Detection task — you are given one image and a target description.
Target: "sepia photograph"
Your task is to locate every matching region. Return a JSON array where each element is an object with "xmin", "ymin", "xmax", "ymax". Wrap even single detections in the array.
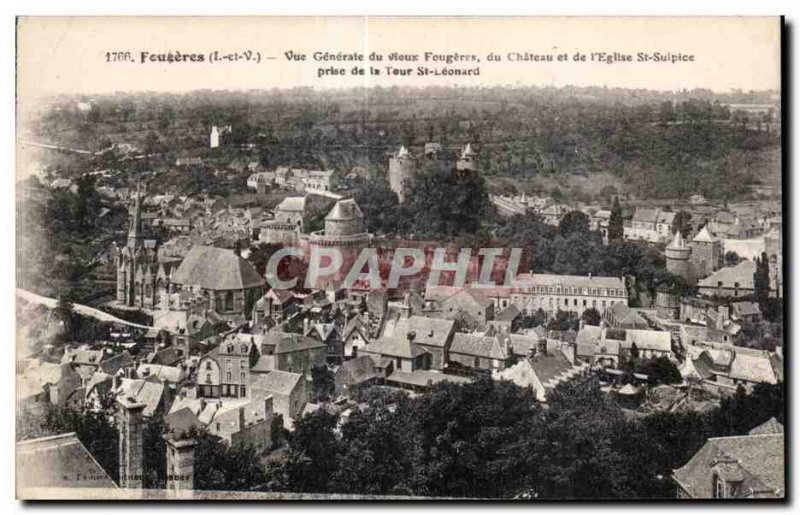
[{"xmin": 13, "ymin": 15, "xmax": 785, "ymax": 501}]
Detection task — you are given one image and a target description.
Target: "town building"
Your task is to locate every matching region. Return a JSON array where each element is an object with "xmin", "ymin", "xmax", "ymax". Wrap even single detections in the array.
[
  {"xmin": 672, "ymin": 419, "xmax": 784, "ymax": 498},
  {"xmin": 259, "ymin": 196, "xmax": 307, "ymax": 245},
  {"xmin": 509, "ymin": 273, "xmax": 628, "ymax": 318},
  {"xmin": 623, "ymin": 207, "xmax": 676, "ymax": 243}
]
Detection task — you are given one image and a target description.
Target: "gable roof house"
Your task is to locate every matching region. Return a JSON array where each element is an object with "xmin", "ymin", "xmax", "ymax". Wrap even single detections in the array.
[
  {"xmin": 439, "ymin": 289, "xmax": 495, "ymax": 329},
  {"xmin": 251, "ymin": 370, "xmax": 309, "ymax": 421},
  {"xmin": 672, "ymin": 421, "xmax": 784, "ymax": 498},
  {"xmin": 448, "ymin": 333, "xmax": 511, "ymax": 372},
  {"xmin": 493, "ymin": 346, "xmax": 589, "ymax": 402}
]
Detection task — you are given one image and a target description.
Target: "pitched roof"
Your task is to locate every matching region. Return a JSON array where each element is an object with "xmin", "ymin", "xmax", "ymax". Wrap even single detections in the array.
[
  {"xmin": 336, "ymin": 355, "xmax": 380, "ymax": 385},
  {"xmin": 395, "ymin": 315, "xmax": 454, "ymax": 348},
  {"xmin": 450, "ymin": 333, "xmax": 508, "ymax": 360},
  {"xmin": 116, "ymin": 378, "xmax": 165, "ymax": 417},
  {"xmin": 362, "ymin": 334, "xmax": 427, "ymax": 359},
  {"xmin": 98, "ymin": 351, "xmax": 134, "ymax": 374},
  {"xmin": 622, "ymin": 329, "xmax": 672, "ymax": 353},
  {"xmin": 171, "ymin": 245, "xmax": 265, "ymax": 290},
  {"xmin": 672, "ymin": 433, "xmax": 784, "ymax": 498},
  {"xmin": 251, "ymin": 370, "xmax": 303, "ymax": 396},
  {"xmin": 632, "ymin": 207, "xmax": 660, "ymax": 223},
  {"xmin": 692, "ymin": 226, "xmax": 718, "ymax": 243},
  {"xmin": 17, "ymin": 433, "xmax": 117, "ymax": 490},
  {"xmin": 251, "ymin": 355, "xmax": 276, "ymax": 373},
  {"xmin": 697, "ymin": 261, "xmax": 757, "ymax": 290},
  {"xmin": 274, "ymin": 333, "xmax": 327, "ymax": 354},
  {"xmin": 275, "ymin": 196, "xmax": 306, "ymax": 212},
  {"xmin": 729, "ymin": 353, "xmax": 778, "ymax": 384},
  {"xmin": 749, "ymin": 417, "xmax": 784, "ymax": 436},
  {"xmin": 386, "ymin": 370, "xmax": 472, "ymax": 388}
]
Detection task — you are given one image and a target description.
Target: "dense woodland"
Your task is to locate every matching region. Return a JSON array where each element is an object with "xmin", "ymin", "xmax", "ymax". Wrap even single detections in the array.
[{"xmin": 28, "ymin": 86, "xmax": 780, "ymax": 203}]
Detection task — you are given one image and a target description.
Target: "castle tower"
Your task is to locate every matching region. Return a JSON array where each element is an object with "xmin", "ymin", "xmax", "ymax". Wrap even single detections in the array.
[
  {"xmin": 118, "ymin": 396, "xmax": 146, "ymax": 489},
  {"xmin": 456, "ymin": 143, "xmax": 477, "ymax": 171},
  {"xmin": 210, "ymin": 126, "xmax": 220, "ymax": 148},
  {"xmin": 655, "ymin": 286, "xmax": 680, "ymax": 320},
  {"xmin": 689, "ymin": 227, "xmax": 721, "ymax": 279},
  {"xmin": 166, "ymin": 437, "xmax": 196, "ymax": 491},
  {"xmin": 665, "ymin": 230, "xmax": 693, "ymax": 283},
  {"xmin": 304, "ymin": 198, "xmax": 370, "ymax": 288},
  {"xmin": 324, "ymin": 198, "xmax": 365, "ymax": 237},
  {"xmin": 388, "ymin": 146, "xmax": 416, "ymax": 203}
]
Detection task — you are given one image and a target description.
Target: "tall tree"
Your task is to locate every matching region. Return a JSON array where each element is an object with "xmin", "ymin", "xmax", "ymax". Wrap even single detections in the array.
[
  {"xmin": 608, "ymin": 197, "xmax": 624, "ymax": 243},
  {"xmin": 753, "ymin": 251, "xmax": 771, "ymax": 312}
]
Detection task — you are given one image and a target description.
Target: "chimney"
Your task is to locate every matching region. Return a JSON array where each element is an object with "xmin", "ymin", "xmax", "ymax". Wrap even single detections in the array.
[
  {"xmin": 238, "ymin": 406, "xmax": 246, "ymax": 432},
  {"xmin": 165, "ymin": 437, "xmax": 195, "ymax": 492},
  {"xmin": 117, "ymin": 397, "xmax": 146, "ymax": 489},
  {"xmin": 303, "ymin": 317, "xmax": 311, "ymax": 334},
  {"xmin": 199, "ymin": 398, "xmax": 207, "ymax": 412}
]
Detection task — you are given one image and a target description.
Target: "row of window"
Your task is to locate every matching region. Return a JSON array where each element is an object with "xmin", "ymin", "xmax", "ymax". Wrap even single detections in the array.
[{"xmin": 514, "ymin": 286, "xmax": 624, "ymax": 297}]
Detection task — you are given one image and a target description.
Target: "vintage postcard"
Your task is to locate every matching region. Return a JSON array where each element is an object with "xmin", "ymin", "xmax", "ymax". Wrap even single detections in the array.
[{"xmin": 15, "ymin": 16, "xmax": 784, "ymax": 500}]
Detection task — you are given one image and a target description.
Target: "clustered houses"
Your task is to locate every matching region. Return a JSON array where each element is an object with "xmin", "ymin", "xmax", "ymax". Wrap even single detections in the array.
[
  {"xmin": 247, "ymin": 166, "xmax": 335, "ymax": 194},
  {"xmin": 18, "ymin": 145, "xmax": 785, "ymax": 496},
  {"xmin": 623, "ymin": 207, "xmax": 676, "ymax": 243}
]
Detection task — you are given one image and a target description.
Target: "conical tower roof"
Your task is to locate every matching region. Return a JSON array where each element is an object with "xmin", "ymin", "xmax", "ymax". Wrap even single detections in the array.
[
  {"xmin": 461, "ymin": 143, "xmax": 475, "ymax": 157},
  {"xmin": 668, "ymin": 230, "xmax": 686, "ymax": 249},
  {"xmin": 397, "ymin": 145, "xmax": 409, "ymax": 158},
  {"xmin": 692, "ymin": 226, "xmax": 717, "ymax": 243}
]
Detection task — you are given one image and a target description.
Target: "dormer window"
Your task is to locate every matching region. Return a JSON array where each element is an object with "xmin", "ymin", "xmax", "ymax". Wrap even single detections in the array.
[{"xmin": 713, "ymin": 473, "xmax": 726, "ymax": 499}]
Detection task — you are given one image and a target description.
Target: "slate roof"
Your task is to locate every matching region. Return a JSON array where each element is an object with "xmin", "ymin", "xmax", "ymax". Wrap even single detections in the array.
[
  {"xmin": 386, "ymin": 370, "xmax": 472, "ymax": 388},
  {"xmin": 17, "ymin": 433, "xmax": 117, "ymax": 490},
  {"xmin": 362, "ymin": 335, "xmax": 427, "ymax": 359},
  {"xmin": 275, "ymin": 196, "xmax": 306, "ymax": 213},
  {"xmin": 116, "ymin": 378, "xmax": 165, "ymax": 417},
  {"xmin": 672, "ymin": 433, "xmax": 784, "ymax": 498},
  {"xmin": 622, "ymin": 329, "xmax": 672, "ymax": 353},
  {"xmin": 732, "ymin": 302, "xmax": 761, "ymax": 317},
  {"xmin": 749, "ymin": 417, "xmax": 784, "ymax": 436},
  {"xmin": 450, "ymin": 333, "xmax": 508, "ymax": 360},
  {"xmin": 495, "ymin": 304, "xmax": 521, "ymax": 322},
  {"xmin": 325, "ymin": 199, "xmax": 364, "ymax": 221},
  {"xmin": 396, "ymin": 316, "xmax": 454, "ymax": 348},
  {"xmin": 729, "ymin": 353, "xmax": 778, "ymax": 385},
  {"xmin": 632, "ymin": 207, "xmax": 660, "ymax": 223},
  {"xmin": 137, "ymin": 363, "xmax": 185, "ymax": 383},
  {"xmin": 171, "ymin": 245, "xmax": 265, "ymax": 290},
  {"xmin": 251, "ymin": 370, "xmax": 303, "ymax": 396},
  {"xmin": 336, "ymin": 355, "xmax": 380, "ymax": 385},
  {"xmin": 692, "ymin": 226, "xmax": 719, "ymax": 243},
  {"xmin": 274, "ymin": 333, "xmax": 327, "ymax": 354},
  {"xmin": 251, "ymin": 355, "xmax": 276, "ymax": 373},
  {"xmin": 98, "ymin": 351, "xmax": 134, "ymax": 375}
]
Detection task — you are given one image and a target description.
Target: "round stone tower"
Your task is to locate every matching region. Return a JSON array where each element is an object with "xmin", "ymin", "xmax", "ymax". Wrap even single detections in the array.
[
  {"xmin": 665, "ymin": 230, "xmax": 693, "ymax": 283},
  {"xmin": 388, "ymin": 146, "xmax": 416, "ymax": 203}
]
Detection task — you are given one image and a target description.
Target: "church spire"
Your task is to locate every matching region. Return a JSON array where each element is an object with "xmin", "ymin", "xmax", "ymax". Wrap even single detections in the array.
[{"xmin": 128, "ymin": 178, "xmax": 143, "ymax": 247}]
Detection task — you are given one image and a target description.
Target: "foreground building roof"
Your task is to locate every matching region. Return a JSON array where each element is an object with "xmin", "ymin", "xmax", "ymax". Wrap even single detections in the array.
[
  {"xmin": 17, "ymin": 433, "xmax": 117, "ymax": 490},
  {"xmin": 172, "ymin": 245, "xmax": 265, "ymax": 291}
]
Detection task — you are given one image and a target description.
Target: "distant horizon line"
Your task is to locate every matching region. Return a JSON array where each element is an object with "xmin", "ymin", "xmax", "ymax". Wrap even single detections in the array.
[{"xmin": 33, "ymin": 83, "xmax": 781, "ymax": 102}]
